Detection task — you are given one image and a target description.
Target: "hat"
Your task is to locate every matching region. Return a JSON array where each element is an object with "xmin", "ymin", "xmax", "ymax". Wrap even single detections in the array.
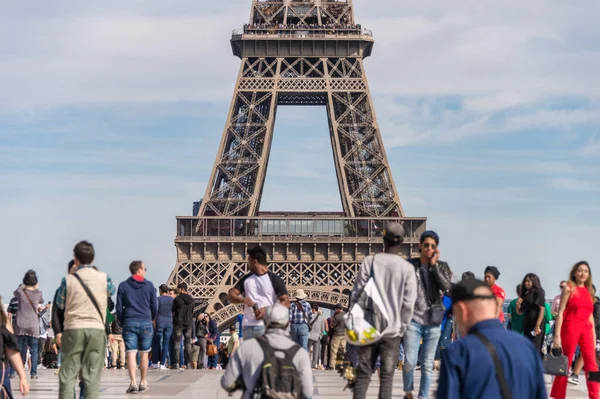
[
  {"xmin": 382, "ymin": 222, "xmax": 405, "ymax": 244},
  {"xmin": 420, "ymin": 230, "xmax": 439, "ymax": 245},
  {"xmin": 484, "ymin": 266, "xmax": 500, "ymax": 280},
  {"xmin": 265, "ymin": 303, "xmax": 290, "ymax": 329},
  {"xmin": 450, "ymin": 279, "xmax": 496, "ymax": 303},
  {"xmin": 334, "ymin": 303, "xmax": 343, "ymax": 310},
  {"xmin": 295, "ymin": 289, "xmax": 308, "ymax": 300}
]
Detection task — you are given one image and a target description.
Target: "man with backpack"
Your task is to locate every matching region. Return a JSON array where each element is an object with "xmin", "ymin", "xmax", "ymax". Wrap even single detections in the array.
[
  {"xmin": 221, "ymin": 303, "xmax": 313, "ymax": 399},
  {"xmin": 349, "ymin": 222, "xmax": 418, "ymax": 399}
]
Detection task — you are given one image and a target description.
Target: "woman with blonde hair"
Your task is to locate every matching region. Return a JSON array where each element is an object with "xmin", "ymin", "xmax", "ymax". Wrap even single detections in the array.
[{"xmin": 551, "ymin": 261, "xmax": 599, "ymax": 399}]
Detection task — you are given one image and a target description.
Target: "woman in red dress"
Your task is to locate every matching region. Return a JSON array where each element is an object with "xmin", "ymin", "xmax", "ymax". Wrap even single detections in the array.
[{"xmin": 551, "ymin": 261, "xmax": 599, "ymax": 399}]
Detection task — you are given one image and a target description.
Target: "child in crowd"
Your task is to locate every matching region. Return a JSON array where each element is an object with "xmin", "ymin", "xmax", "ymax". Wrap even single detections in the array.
[{"xmin": 1, "ymin": 296, "xmax": 29, "ymax": 399}]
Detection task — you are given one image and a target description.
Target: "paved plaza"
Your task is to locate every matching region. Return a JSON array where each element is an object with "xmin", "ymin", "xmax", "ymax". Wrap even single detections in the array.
[{"xmin": 16, "ymin": 369, "xmax": 590, "ymax": 398}]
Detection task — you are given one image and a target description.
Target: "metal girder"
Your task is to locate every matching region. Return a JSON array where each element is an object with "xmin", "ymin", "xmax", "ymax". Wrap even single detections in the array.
[{"xmin": 250, "ymin": 0, "xmax": 355, "ymax": 27}]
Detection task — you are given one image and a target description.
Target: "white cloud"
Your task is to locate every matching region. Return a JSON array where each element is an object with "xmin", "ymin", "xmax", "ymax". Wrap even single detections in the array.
[
  {"xmin": 551, "ymin": 177, "xmax": 598, "ymax": 192},
  {"xmin": 582, "ymin": 136, "xmax": 600, "ymax": 156}
]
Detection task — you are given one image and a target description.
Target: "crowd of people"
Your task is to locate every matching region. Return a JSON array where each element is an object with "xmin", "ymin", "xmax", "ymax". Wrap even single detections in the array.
[
  {"xmin": 0, "ymin": 229, "xmax": 597, "ymax": 399},
  {"xmin": 242, "ymin": 22, "xmax": 366, "ymax": 36}
]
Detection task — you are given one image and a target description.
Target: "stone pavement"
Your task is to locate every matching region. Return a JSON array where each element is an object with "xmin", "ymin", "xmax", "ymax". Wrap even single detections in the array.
[{"xmin": 15, "ymin": 369, "xmax": 590, "ymax": 398}]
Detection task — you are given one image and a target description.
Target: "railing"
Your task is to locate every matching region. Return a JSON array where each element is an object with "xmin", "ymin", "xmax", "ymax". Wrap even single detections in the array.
[
  {"xmin": 176, "ymin": 216, "xmax": 426, "ymax": 241},
  {"xmin": 232, "ymin": 27, "xmax": 373, "ymax": 38}
]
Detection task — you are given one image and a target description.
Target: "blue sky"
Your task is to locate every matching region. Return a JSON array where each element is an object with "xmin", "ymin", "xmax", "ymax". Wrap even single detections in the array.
[{"xmin": 1, "ymin": 0, "xmax": 599, "ymax": 303}]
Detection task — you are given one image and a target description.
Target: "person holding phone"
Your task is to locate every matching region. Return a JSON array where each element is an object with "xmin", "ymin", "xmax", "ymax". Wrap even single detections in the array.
[{"xmin": 516, "ymin": 274, "xmax": 546, "ymax": 355}]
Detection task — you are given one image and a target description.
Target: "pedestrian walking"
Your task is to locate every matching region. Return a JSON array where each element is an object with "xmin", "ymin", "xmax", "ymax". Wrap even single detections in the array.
[
  {"xmin": 206, "ymin": 314, "xmax": 219, "ymax": 369},
  {"xmin": 507, "ymin": 285, "xmax": 525, "ymax": 334},
  {"xmin": 171, "ymin": 283, "xmax": 195, "ymax": 369},
  {"xmin": 227, "ymin": 246, "xmax": 290, "ymax": 340},
  {"xmin": 194, "ymin": 314, "xmax": 208, "ymax": 369},
  {"xmin": 518, "ymin": 273, "xmax": 546, "ymax": 355},
  {"xmin": 13, "ymin": 270, "xmax": 44, "ymax": 379},
  {"xmin": 116, "ymin": 260, "xmax": 158, "ymax": 394},
  {"xmin": 437, "ymin": 279, "xmax": 547, "ymax": 399},
  {"xmin": 1, "ymin": 296, "xmax": 29, "ymax": 399},
  {"xmin": 329, "ymin": 304, "xmax": 346, "ymax": 370},
  {"xmin": 551, "ymin": 261, "xmax": 599, "ymax": 399},
  {"xmin": 484, "ymin": 266, "xmax": 506, "ymax": 324},
  {"xmin": 350, "ymin": 222, "xmax": 418, "ymax": 399},
  {"xmin": 308, "ymin": 304, "xmax": 325, "ymax": 369},
  {"xmin": 289, "ymin": 290, "xmax": 312, "ymax": 350},
  {"xmin": 403, "ymin": 230, "xmax": 452, "ymax": 399},
  {"xmin": 151, "ymin": 284, "xmax": 174, "ymax": 370},
  {"xmin": 56, "ymin": 241, "xmax": 116, "ymax": 399},
  {"xmin": 109, "ymin": 317, "xmax": 125, "ymax": 369}
]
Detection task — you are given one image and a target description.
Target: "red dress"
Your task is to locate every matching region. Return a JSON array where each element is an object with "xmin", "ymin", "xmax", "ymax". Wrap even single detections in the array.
[
  {"xmin": 490, "ymin": 284, "xmax": 506, "ymax": 323},
  {"xmin": 551, "ymin": 286, "xmax": 599, "ymax": 399}
]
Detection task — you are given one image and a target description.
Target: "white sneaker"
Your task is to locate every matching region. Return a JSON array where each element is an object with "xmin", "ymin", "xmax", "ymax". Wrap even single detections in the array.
[{"xmin": 159, "ymin": 365, "xmax": 168, "ymax": 370}]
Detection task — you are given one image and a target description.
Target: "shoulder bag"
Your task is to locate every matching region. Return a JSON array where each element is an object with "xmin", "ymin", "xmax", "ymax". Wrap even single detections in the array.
[
  {"xmin": 22, "ymin": 289, "xmax": 40, "ymax": 318},
  {"xmin": 472, "ymin": 330, "xmax": 512, "ymax": 399},
  {"xmin": 417, "ymin": 262, "xmax": 445, "ymax": 325}
]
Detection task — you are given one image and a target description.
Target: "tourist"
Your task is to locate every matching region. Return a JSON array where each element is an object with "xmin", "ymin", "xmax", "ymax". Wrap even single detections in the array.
[
  {"xmin": 227, "ymin": 324, "xmax": 239, "ymax": 358},
  {"xmin": 289, "ymin": 289, "xmax": 312, "ymax": 350},
  {"xmin": 109, "ymin": 316, "xmax": 125, "ymax": 369},
  {"xmin": 483, "ymin": 266, "xmax": 506, "ymax": 324},
  {"xmin": 206, "ymin": 314, "xmax": 220, "ymax": 369},
  {"xmin": 221, "ymin": 303, "xmax": 313, "ymax": 399},
  {"xmin": 403, "ymin": 231, "xmax": 452, "ymax": 399},
  {"xmin": 552, "ymin": 281, "xmax": 568, "ymax": 317},
  {"xmin": 172, "ymin": 283, "xmax": 195, "ymax": 369},
  {"xmin": 56, "ymin": 241, "xmax": 115, "ymax": 399},
  {"xmin": 437, "ymin": 279, "xmax": 547, "ymax": 398},
  {"xmin": 350, "ymin": 222, "xmax": 417, "ymax": 399},
  {"xmin": 518, "ymin": 273, "xmax": 546, "ymax": 355},
  {"xmin": 13, "ymin": 270, "xmax": 44, "ymax": 379},
  {"xmin": 551, "ymin": 261, "xmax": 599, "ymax": 399},
  {"xmin": 506, "ymin": 285, "xmax": 525, "ymax": 334},
  {"xmin": 151, "ymin": 284, "xmax": 174, "ymax": 370},
  {"xmin": 227, "ymin": 246, "xmax": 289, "ymax": 339},
  {"xmin": 328, "ymin": 303, "xmax": 346, "ymax": 370},
  {"xmin": 194, "ymin": 313, "xmax": 208, "ymax": 369},
  {"xmin": 568, "ymin": 284, "xmax": 600, "ymax": 385},
  {"xmin": 308, "ymin": 303, "xmax": 325, "ymax": 369}
]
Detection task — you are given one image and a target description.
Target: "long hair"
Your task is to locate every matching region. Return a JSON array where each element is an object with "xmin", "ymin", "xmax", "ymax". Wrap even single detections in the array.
[
  {"xmin": 569, "ymin": 261, "xmax": 595, "ymax": 302},
  {"xmin": 521, "ymin": 273, "xmax": 543, "ymax": 297},
  {"xmin": 0, "ymin": 296, "xmax": 8, "ymax": 328}
]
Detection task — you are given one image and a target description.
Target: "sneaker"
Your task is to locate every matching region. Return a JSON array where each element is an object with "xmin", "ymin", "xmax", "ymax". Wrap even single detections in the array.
[
  {"xmin": 159, "ymin": 365, "xmax": 168, "ymax": 370},
  {"xmin": 30, "ymin": 375, "xmax": 38, "ymax": 380},
  {"xmin": 403, "ymin": 394, "xmax": 414, "ymax": 399},
  {"xmin": 138, "ymin": 383, "xmax": 149, "ymax": 393},
  {"xmin": 126, "ymin": 385, "xmax": 138, "ymax": 394},
  {"xmin": 149, "ymin": 364, "xmax": 159, "ymax": 370},
  {"xmin": 568, "ymin": 373, "xmax": 579, "ymax": 385}
]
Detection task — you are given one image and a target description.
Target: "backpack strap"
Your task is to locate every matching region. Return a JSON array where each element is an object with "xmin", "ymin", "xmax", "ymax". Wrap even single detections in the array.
[
  {"xmin": 73, "ymin": 273, "xmax": 105, "ymax": 324},
  {"xmin": 472, "ymin": 330, "xmax": 512, "ymax": 399}
]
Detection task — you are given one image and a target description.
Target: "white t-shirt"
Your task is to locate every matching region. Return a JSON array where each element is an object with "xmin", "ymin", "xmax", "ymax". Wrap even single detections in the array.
[{"xmin": 234, "ymin": 272, "xmax": 287, "ymax": 327}]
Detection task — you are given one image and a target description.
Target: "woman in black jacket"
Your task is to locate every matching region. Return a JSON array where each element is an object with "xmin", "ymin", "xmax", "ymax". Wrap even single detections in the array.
[{"xmin": 517, "ymin": 273, "xmax": 546, "ymax": 355}]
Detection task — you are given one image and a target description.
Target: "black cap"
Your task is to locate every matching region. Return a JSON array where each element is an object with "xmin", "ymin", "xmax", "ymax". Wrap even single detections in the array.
[
  {"xmin": 382, "ymin": 222, "xmax": 405, "ymax": 244},
  {"xmin": 450, "ymin": 279, "xmax": 496, "ymax": 303}
]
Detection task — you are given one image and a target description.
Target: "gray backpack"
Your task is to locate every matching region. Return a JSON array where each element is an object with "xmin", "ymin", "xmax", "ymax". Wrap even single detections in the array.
[{"xmin": 255, "ymin": 337, "xmax": 302, "ymax": 399}]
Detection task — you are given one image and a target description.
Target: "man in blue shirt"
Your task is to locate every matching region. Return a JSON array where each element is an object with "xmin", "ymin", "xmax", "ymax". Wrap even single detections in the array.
[{"xmin": 437, "ymin": 279, "xmax": 547, "ymax": 399}]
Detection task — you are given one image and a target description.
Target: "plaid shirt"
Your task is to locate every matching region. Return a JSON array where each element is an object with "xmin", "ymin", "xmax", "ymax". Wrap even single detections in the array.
[
  {"xmin": 289, "ymin": 300, "xmax": 313, "ymax": 325},
  {"xmin": 55, "ymin": 265, "xmax": 115, "ymax": 310}
]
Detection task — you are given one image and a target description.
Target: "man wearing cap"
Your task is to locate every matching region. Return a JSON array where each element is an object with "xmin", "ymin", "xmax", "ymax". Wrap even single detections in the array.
[
  {"xmin": 350, "ymin": 222, "xmax": 417, "ymax": 399},
  {"xmin": 221, "ymin": 303, "xmax": 313, "ymax": 399},
  {"xmin": 436, "ymin": 279, "xmax": 547, "ymax": 399},
  {"xmin": 403, "ymin": 230, "xmax": 452, "ymax": 399},
  {"xmin": 484, "ymin": 266, "xmax": 506, "ymax": 324},
  {"xmin": 289, "ymin": 289, "xmax": 313, "ymax": 350}
]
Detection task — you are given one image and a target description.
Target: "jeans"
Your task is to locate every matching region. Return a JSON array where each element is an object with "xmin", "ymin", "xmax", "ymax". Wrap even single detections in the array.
[
  {"xmin": 2, "ymin": 363, "xmax": 12, "ymax": 399},
  {"xmin": 402, "ymin": 321, "xmax": 442, "ymax": 399},
  {"xmin": 353, "ymin": 336, "xmax": 402, "ymax": 399},
  {"xmin": 208, "ymin": 353, "xmax": 218, "ymax": 369},
  {"xmin": 435, "ymin": 318, "xmax": 453, "ymax": 360},
  {"xmin": 242, "ymin": 325, "xmax": 265, "ymax": 340},
  {"xmin": 122, "ymin": 321, "xmax": 153, "ymax": 353},
  {"xmin": 290, "ymin": 324, "xmax": 310, "ymax": 350},
  {"xmin": 172, "ymin": 325, "xmax": 193, "ymax": 366},
  {"xmin": 308, "ymin": 339, "xmax": 321, "ymax": 368},
  {"xmin": 196, "ymin": 338, "xmax": 207, "ymax": 369},
  {"xmin": 152, "ymin": 324, "xmax": 173, "ymax": 365},
  {"xmin": 18, "ymin": 335, "xmax": 39, "ymax": 377},
  {"xmin": 399, "ymin": 341, "xmax": 404, "ymax": 362},
  {"xmin": 38, "ymin": 337, "xmax": 47, "ymax": 365}
]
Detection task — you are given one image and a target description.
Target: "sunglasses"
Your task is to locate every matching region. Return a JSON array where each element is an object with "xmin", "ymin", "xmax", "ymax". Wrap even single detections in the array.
[{"xmin": 423, "ymin": 243, "xmax": 437, "ymax": 250}]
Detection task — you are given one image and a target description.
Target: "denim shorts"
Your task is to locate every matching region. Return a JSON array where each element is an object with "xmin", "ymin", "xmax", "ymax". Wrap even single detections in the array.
[{"xmin": 123, "ymin": 321, "xmax": 153, "ymax": 353}]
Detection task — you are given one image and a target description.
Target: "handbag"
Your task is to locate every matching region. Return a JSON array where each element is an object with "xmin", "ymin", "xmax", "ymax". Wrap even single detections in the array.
[
  {"xmin": 207, "ymin": 342, "xmax": 218, "ymax": 357},
  {"xmin": 344, "ymin": 254, "xmax": 390, "ymax": 346},
  {"xmin": 472, "ymin": 330, "xmax": 512, "ymax": 399},
  {"xmin": 543, "ymin": 348, "xmax": 569, "ymax": 376}
]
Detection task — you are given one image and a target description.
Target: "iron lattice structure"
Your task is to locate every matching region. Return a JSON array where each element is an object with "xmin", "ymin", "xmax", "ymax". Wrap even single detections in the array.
[{"xmin": 167, "ymin": 0, "xmax": 427, "ymax": 330}]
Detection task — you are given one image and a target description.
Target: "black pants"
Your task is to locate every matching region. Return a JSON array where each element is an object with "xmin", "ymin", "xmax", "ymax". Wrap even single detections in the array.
[
  {"xmin": 172, "ymin": 325, "xmax": 193, "ymax": 366},
  {"xmin": 353, "ymin": 336, "xmax": 402, "ymax": 399}
]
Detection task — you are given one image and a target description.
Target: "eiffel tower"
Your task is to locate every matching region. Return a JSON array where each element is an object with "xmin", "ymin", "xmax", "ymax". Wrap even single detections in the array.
[{"xmin": 167, "ymin": 0, "xmax": 427, "ymax": 329}]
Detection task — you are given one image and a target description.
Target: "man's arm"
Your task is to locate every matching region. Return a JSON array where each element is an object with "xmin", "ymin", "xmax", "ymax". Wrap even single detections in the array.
[
  {"xmin": 350, "ymin": 257, "xmax": 370, "ymax": 305},
  {"xmin": 228, "ymin": 274, "xmax": 253, "ymax": 306},
  {"xmin": 436, "ymin": 349, "xmax": 460, "ymax": 399},
  {"xmin": 271, "ymin": 274, "xmax": 290, "ymax": 308},
  {"xmin": 400, "ymin": 266, "xmax": 418, "ymax": 332},
  {"xmin": 431, "ymin": 262, "xmax": 452, "ymax": 293}
]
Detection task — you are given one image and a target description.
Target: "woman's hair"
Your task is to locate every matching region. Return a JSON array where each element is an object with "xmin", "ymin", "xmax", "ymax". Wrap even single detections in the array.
[
  {"xmin": 569, "ymin": 261, "xmax": 595, "ymax": 302},
  {"xmin": 23, "ymin": 269, "xmax": 38, "ymax": 287},
  {"xmin": 521, "ymin": 273, "xmax": 543, "ymax": 296},
  {"xmin": 0, "ymin": 296, "xmax": 8, "ymax": 328}
]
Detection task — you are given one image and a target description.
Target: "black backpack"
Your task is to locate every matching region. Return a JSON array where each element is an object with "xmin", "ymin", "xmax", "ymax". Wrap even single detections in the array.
[{"xmin": 255, "ymin": 337, "xmax": 303, "ymax": 399}]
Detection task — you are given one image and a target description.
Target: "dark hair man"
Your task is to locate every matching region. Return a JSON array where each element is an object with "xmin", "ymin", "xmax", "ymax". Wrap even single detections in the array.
[
  {"xmin": 150, "ymin": 284, "xmax": 174, "ymax": 370},
  {"xmin": 461, "ymin": 271, "xmax": 475, "ymax": 281},
  {"xmin": 116, "ymin": 260, "xmax": 157, "ymax": 394},
  {"xmin": 55, "ymin": 241, "xmax": 116, "ymax": 399},
  {"xmin": 227, "ymin": 246, "xmax": 289, "ymax": 340},
  {"xmin": 436, "ymin": 279, "xmax": 547, "ymax": 399},
  {"xmin": 403, "ymin": 231, "xmax": 452, "ymax": 399},
  {"xmin": 351, "ymin": 222, "xmax": 418, "ymax": 399},
  {"xmin": 172, "ymin": 282, "xmax": 195, "ymax": 369}
]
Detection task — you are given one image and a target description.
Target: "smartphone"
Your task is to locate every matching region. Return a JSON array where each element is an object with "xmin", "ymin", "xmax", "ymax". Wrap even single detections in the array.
[
  {"xmin": 589, "ymin": 371, "xmax": 600, "ymax": 383},
  {"xmin": 531, "ymin": 331, "xmax": 536, "ymax": 336}
]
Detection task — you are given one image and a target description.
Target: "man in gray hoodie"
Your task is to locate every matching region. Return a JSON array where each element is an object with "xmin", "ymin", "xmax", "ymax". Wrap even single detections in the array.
[
  {"xmin": 350, "ymin": 222, "xmax": 418, "ymax": 399},
  {"xmin": 221, "ymin": 303, "xmax": 313, "ymax": 399}
]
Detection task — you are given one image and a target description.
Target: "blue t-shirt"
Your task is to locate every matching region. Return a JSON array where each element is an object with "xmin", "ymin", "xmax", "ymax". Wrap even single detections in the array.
[{"xmin": 156, "ymin": 295, "xmax": 174, "ymax": 326}]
